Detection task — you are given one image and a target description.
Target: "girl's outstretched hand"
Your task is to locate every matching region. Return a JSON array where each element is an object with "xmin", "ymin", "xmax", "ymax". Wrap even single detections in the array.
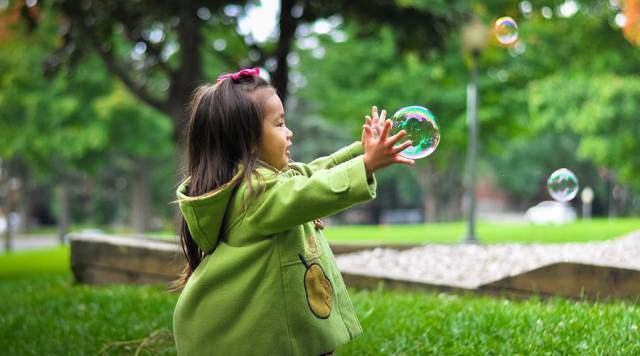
[{"xmin": 362, "ymin": 119, "xmax": 415, "ymax": 178}]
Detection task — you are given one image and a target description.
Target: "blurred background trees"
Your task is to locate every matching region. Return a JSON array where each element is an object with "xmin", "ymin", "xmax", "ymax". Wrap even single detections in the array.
[{"xmin": 1, "ymin": 0, "xmax": 639, "ymax": 239}]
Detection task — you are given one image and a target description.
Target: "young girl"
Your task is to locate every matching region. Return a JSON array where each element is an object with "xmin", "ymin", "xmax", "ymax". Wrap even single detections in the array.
[{"xmin": 173, "ymin": 68, "xmax": 414, "ymax": 356}]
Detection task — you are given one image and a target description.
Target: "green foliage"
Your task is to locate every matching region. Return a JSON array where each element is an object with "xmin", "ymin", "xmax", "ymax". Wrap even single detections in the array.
[
  {"xmin": 299, "ymin": 25, "xmax": 468, "ymax": 152},
  {"xmin": 475, "ymin": 1, "xmax": 640, "ymax": 201},
  {"xmin": 91, "ymin": 83, "xmax": 176, "ymax": 224},
  {"xmin": 297, "ymin": 23, "xmax": 472, "ymax": 218},
  {"xmin": 374, "ymin": 164, "xmax": 424, "ymax": 207},
  {"xmin": 0, "ymin": 4, "xmax": 177, "ymax": 228},
  {"xmin": 0, "ymin": 10, "xmax": 112, "ymax": 178},
  {"xmin": 93, "ymin": 84, "xmax": 173, "ymax": 159},
  {"xmin": 0, "ymin": 11, "xmax": 174, "ymax": 177},
  {"xmin": 530, "ymin": 74, "xmax": 640, "ymax": 186},
  {"xmin": 488, "ymin": 132, "xmax": 602, "ymax": 201},
  {"xmin": 4, "ymin": 0, "xmax": 640, "ymax": 222}
]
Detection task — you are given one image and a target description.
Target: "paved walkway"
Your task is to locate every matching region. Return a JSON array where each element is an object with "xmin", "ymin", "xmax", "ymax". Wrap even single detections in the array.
[{"xmin": 0, "ymin": 234, "xmax": 61, "ymax": 253}]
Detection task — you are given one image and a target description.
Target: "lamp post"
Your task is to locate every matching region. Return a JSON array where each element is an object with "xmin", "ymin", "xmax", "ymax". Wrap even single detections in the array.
[
  {"xmin": 461, "ymin": 17, "xmax": 488, "ymax": 244},
  {"xmin": 581, "ymin": 186, "xmax": 594, "ymax": 220}
]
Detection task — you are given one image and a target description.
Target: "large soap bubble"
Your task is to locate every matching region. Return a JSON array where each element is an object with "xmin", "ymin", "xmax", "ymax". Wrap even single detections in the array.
[{"xmin": 389, "ymin": 105, "xmax": 440, "ymax": 159}]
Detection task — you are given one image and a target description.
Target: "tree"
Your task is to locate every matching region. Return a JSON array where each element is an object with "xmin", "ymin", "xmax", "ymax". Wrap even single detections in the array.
[
  {"xmin": 297, "ymin": 22, "xmax": 473, "ymax": 221},
  {"xmin": 529, "ymin": 74, "xmax": 640, "ymax": 187},
  {"xmin": 483, "ymin": 0, "xmax": 640, "ymax": 213},
  {"xmin": 0, "ymin": 6, "xmax": 113, "ymax": 241},
  {"xmin": 93, "ymin": 85, "xmax": 174, "ymax": 232},
  {"xmin": 18, "ymin": 0, "xmax": 465, "ymax": 165},
  {"xmin": 1, "ymin": 2, "xmax": 175, "ymax": 235}
]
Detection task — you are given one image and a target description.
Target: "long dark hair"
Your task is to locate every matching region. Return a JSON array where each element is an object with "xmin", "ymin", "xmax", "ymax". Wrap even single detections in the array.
[{"xmin": 172, "ymin": 74, "xmax": 274, "ymax": 291}]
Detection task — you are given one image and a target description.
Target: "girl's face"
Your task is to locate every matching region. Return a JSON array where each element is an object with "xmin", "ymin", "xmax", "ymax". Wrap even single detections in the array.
[{"xmin": 259, "ymin": 92, "xmax": 293, "ymax": 170}]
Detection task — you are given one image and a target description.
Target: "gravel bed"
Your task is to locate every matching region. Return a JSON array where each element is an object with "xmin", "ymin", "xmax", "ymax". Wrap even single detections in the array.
[{"xmin": 335, "ymin": 231, "xmax": 640, "ymax": 289}]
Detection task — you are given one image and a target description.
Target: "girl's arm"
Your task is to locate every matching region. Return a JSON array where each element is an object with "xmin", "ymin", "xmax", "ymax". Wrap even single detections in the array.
[
  {"xmin": 288, "ymin": 106, "xmax": 384, "ymax": 176},
  {"xmin": 288, "ymin": 141, "xmax": 364, "ymax": 177},
  {"xmin": 245, "ymin": 155, "xmax": 375, "ymax": 236},
  {"xmin": 246, "ymin": 107, "xmax": 411, "ymax": 235}
]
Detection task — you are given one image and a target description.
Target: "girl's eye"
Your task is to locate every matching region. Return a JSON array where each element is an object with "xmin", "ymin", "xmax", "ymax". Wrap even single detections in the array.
[{"xmin": 277, "ymin": 122, "xmax": 284, "ymax": 127}]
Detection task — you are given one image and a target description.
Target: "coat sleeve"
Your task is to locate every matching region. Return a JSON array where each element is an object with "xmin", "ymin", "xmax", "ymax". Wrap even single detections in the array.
[
  {"xmin": 288, "ymin": 141, "xmax": 364, "ymax": 177},
  {"xmin": 245, "ymin": 155, "xmax": 376, "ymax": 236}
]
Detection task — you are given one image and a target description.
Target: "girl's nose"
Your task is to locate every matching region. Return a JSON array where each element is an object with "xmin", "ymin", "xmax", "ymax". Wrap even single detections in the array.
[{"xmin": 286, "ymin": 127, "xmax": 293, "ymax": 141}]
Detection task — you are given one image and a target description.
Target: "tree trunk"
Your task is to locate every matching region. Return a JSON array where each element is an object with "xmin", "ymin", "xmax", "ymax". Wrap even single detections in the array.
[
  {"xmin": 168, "ymin": 108, "xmax": 188, "ymax": 235},
  {"xmin": 169, "ymin": 0, "xmax": 203, "ymax": 152},
  {"xmin": 2, "ymin": 177, "xmax": 13, "ymax": 251},
  {"xmin": 171, "ymin": 103, "xmax": 189, "ymax": 181},
  {"xmin": 273, "ymin": 0, "xmax": 299, "ymax": 103},
  {"xmin": 416, "ymin": 162, "xmax": 438, "ymax": 222},
  {"xmin": 131, "ymin": 158, "xmax": 150, "ymax": 233},
  {"xmin": 3, "ymin": 210, "xmax": 12, "ymax": 252},
  {"xmin": 57, "ymin": 181, "xmax": 69, "ymax": 245},
  {"xmin": 18, "ymin": 190, "xmax": 29, "ymax": 232},
  {"xmin": 17, "ymin": 169, "xmax": 32, "ymax": 232},
  {"xmin": 1, "ymin": 162, "xmax": 12, "ymax": 252}
]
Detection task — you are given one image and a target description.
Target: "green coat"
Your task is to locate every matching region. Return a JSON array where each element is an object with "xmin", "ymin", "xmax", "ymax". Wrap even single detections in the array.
[{"xmin": 173, "ymin": 142, "xmax": 377, "ymax": 356}]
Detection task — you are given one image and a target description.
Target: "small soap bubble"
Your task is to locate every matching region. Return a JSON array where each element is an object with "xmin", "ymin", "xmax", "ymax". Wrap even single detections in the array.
[
  {"xmin": 547, "ymin": 168, "xmax": 579, "ymax": 202},
  {"xmin": 389, "ymin": 106, "xmax": 440, "ymax": 159},
  {"xmin": 495, "ymin": 16, "xmax": 519, "ymax": 45}
]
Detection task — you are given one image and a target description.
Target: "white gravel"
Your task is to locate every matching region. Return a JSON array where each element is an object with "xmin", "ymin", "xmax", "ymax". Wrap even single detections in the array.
[{"xmin": 335, "ymin": 231, "xmax": 640, "ymax": 289}]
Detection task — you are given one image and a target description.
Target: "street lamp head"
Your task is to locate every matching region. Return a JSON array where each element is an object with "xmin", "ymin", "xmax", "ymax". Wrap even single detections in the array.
[
  {"xmin": 462, "ymin": 16, "xmax": 488, "ymax": 55},
  {"xmin": 581, "ymin": 186, "xmax": 594, "ymax": 204}
]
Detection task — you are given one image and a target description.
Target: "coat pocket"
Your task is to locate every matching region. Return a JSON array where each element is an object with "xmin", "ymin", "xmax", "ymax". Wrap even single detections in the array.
[
  {"xmin": 299, "ymin": 254, "xmax": 333, "ymax": 319},
  {"xmin": 281, "ymin": 256, "xmax": 350, "ymax": 354}
]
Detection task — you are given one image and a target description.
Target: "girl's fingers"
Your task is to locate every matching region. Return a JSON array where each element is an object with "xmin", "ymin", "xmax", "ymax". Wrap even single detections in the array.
[
  {"xmin": 380, "ymin": 109, "xmax": 387, "ymax": 122},
  {"xmin": 388, "ymin": 129, "xmax": 406, "ymax": 146},
  {"xmin": 391, "ymin": 140, "xmax": 413, "ymax": 154},
  {"xmin": 380, "ymin": 119, "xmax": 392, "ymax": 140},
  {"xmin": 394, "ymin": 156, "xmax": 415, "ymax": 165},
  {"xmin": 363, "ymin": 124, "xmax": 374, "ymax": 139},
  {"xmin": 372, "ymin": 106, "xmax": 379, "ymax": 122}
]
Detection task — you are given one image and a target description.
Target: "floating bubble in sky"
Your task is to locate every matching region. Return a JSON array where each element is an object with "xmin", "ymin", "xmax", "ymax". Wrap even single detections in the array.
[
  {"xmin": 389, "ymin": 106, "xmax": 440, "ymax": 159},
  {"xmin": 547, "ymin": 168, "xmax": 579, "ymax": 202},
  {"xmin": 494, "ymin": 16, "xmax": 519, "ymax": 45}
]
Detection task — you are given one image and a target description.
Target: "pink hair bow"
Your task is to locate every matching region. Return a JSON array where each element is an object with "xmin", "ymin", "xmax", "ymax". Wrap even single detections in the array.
[{"xmin": 216, "ymin": 67, "xmax": 260, "ymax": 83}]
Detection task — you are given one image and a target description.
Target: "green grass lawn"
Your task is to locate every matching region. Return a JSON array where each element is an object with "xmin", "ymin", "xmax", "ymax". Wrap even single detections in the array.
[
  {"xmin": 0, "ymin": 274, "xmax": 176, "ymax": 355},
  {"xmin": 324, "ymin": 218, "xmax": 640, "ymax": 245},
  {"xmin": 143, "ymin": 218, "xmax": 640, "ymax": 245},
  {"xmin": 0, "ymin": 246, "xmax": 69, "ymax": 279},
  {"xmin": 1, "ymin": 247, "xmax": 639, "ymax": 355}
]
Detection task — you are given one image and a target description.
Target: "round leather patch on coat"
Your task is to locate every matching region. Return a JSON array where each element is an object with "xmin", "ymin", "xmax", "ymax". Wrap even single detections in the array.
[{"xmin": 303, "ymin": 263, "xmax": 333, "ymax": 319}]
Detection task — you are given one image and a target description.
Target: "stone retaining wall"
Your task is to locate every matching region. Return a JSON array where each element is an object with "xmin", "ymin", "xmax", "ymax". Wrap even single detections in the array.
[
  {"xmin": 70, "ymin": 233, "xmax": 182, "ymax": 286},
  {"xmin": 69, "ymin": 233, "xmax": 392, "ymax": 287},
  {"xmin": 69, "ymin": 233, "xmax": 640, "ymax": 300}
]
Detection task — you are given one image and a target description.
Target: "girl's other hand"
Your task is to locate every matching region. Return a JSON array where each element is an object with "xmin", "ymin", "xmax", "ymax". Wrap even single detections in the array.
[
  {"xmin": 362, "ymin": 119, "xmax": 415, "ymax": 178},
  {"xmin": 363, "ymin": 106, "xmax": 385, "ymax": 139}
]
